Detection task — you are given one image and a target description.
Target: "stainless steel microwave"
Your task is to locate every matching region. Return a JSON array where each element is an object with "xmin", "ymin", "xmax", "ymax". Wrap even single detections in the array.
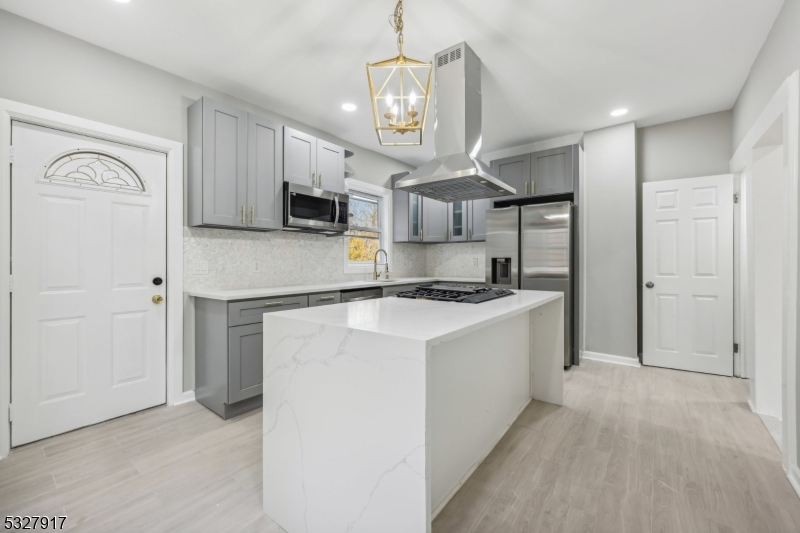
[{"xmin": 283, "ymin": 182, "xmax": 349, "ymax": 234}]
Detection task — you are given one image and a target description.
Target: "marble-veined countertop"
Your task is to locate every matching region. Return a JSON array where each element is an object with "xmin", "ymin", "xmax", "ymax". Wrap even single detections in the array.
[
  {"xmin": 185, "ymin": 277, "xmax": 484, "ymax": 301},
  {"xmin": 267, "ymin": 289, "xmax": 563, "ymax": 345}
]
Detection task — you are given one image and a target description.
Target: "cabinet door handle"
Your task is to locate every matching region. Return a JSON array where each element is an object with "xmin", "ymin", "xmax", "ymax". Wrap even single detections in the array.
[
  {"xmin": 264, "ymin": 301, "xmax": 284, "ymax": 307},
  {"xmin": 241, "ymin": 206, "xmax": 246, "ymax": 225},
  {"xmin": 524, "ymin": 182, "xmax": 528, "ymax": 195},
  {"xmin": 531, "ymin": 181, "xmax": 535, "ymax": 195},
  {"xmin": 318, "ymin": 296, "xmax": 335, "ymax": 301},
  {"xmin": 312, "ymin": 172, "xmax": 316, "ymax": 187},
  {"xmin": 319, "ymin": 173, "xmax": 322, "ymax": 187},
  {"xmin": 420, "ymin": 229, "xmax": 423, "ymax": 242},
  {"xmin": 469, "ymin": 228, "xmax": 472, "ymax": 240},
  {"xmin": 250, "ymin": 206, "xmax": 255, "ymax": 225}
]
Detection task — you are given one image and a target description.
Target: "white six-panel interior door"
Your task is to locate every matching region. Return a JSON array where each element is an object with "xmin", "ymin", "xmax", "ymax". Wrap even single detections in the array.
[
  {"xmin": 10, "ymin": 121, "xmax": 167, "ymax": 446},
  {"xmin": 642, "ymin": 174, "xmax": 734, "ymax": 376}
]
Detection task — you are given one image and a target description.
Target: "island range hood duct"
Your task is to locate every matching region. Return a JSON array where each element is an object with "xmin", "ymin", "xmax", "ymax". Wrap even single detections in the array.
[{"xmin": 394, "ymin": 42, "xmax": 516, "ymax": 202}]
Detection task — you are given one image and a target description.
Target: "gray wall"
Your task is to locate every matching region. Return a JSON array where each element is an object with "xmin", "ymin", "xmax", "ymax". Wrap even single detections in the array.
[
  {"xmin": 732, "ymin": 0, "xmax": 800, "ymax": 151},
  {"xmin": 638, "ymin": 111, "xmax": 733, "ymax": 182},
  {"xmin": 583, "ymin": 122, "xmax": 638, "ymax": 361},
  {"xmin": 0, "ymin": 9, "xmax": 413, "ymax": 190},
  {"xmin": 635, "ymin": 110, "xmax": 733, "ymax": 353}
]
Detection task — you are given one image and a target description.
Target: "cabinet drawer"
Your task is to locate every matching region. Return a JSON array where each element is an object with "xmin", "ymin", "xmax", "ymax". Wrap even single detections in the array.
[
  {"xmin": 228, "ymin": 295, "xmax": 308, "ymax": 326},
  {"xmin": 309, "ymin": 292, "xmax": 341, "ymax": 307}
]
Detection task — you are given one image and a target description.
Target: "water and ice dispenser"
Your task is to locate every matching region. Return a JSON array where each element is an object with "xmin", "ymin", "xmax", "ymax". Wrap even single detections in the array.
[{"xmin": 491, "ymin": 258, "xmax": 512, "ymax": 286}]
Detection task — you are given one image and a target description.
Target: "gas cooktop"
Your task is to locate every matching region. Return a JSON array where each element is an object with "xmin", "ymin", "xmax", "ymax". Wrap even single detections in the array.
[{"xmin": 395, "ymin": 285, "xmax": 515, "ymax": 304}]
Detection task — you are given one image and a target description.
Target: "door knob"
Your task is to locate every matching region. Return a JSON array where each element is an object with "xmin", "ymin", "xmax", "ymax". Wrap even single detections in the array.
[
  {"xmin": 645, "ymin": 282, "xmax": 654, "ymax": 289},
  {"xmin": 152, "ymin": 295, "xmax": 164, "ymax": 304}
]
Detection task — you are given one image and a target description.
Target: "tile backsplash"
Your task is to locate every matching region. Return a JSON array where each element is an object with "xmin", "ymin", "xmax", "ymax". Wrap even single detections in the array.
[
  {"xmin": 184, "ymin": 228, "xmax": 427, "ymax": 291},
  {"xmin": 184, "ymin": 228, "xmax": 486, "ymax": 291},
  {"xmin": 425, "ymin": 241, "xmax": 486, "ymax": 278}
]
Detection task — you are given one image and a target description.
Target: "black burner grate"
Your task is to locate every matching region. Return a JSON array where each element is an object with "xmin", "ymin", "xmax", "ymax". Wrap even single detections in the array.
[{"xmin": 395, "ymin": 285, "xmax": 515, "ymax": 304}]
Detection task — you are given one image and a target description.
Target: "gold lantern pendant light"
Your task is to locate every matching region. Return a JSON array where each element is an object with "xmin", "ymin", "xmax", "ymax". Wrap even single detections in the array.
[{"xmin": 366, "ymin": 0, "xmax": 432, "ymax": 146}]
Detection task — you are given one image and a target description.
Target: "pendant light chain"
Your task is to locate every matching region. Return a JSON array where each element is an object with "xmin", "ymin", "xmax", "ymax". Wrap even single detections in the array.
[{"xmin": 389, "ymin": 0, "xmax": 404, "ymax": 58}]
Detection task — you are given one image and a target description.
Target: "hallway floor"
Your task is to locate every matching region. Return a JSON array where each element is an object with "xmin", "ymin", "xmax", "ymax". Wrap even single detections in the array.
[
  {"xmin": 1, "ymin": 360, "xmax": 798, "ymax": 532},
  {"xmin": 434, "ymin": 359, "xmax": 800, "ymax": 533}
]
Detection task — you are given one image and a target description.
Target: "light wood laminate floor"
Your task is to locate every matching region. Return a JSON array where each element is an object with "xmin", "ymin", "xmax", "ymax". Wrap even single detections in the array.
[{"xmin": 1, "ymin": 360, "xmax": 798, "ymax": 532}]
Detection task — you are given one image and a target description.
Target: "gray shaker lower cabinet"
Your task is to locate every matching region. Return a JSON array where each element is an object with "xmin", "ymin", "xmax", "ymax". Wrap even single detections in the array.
[
  {"xmin": 194, "ymin": 295, "xmax": 308, "ymax": 419},
  {"xmin": 228, "ymin": 323, "xmax": 264, "ymax": 404}
]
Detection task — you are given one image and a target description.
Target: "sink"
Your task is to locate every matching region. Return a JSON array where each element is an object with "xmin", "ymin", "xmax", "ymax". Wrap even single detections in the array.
[{"xmin": 370, "ymin": 279, "xmax": 403, "ymax": 283}]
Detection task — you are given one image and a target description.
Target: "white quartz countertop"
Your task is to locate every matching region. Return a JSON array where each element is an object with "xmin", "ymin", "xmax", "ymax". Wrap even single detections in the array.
[
  {"xmin": 185, "ymin": 277, "xmax": 484, "ymax": 301},
  {"xmin": 266, "ymin": 289, "xmax": 563, "ymax": 345}
]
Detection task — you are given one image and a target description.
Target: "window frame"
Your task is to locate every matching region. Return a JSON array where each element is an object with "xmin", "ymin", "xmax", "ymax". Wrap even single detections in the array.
[{"xmin": 343, "ymin": 178, "xmax": 393, "ymax": 274}]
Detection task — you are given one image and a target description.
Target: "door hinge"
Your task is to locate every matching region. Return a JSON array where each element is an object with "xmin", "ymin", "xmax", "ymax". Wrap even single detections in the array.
[
  {"xmin": 8, "ymin": 404, "xmax": 12, "ymax": 423},
  {"xmin": 733, "ymin": 343, "xmax": 739, "ymax": 353},
  {"xmin": 8, "ymin": 275, "xmax": 12, "ymax": 293},
  {"xmin": 8, "ymin": 146, "xmax": 13, "ymax": 163},
  {"xmin": 734, "ymin": 193, "xmax": 739, "ymax": 204}
]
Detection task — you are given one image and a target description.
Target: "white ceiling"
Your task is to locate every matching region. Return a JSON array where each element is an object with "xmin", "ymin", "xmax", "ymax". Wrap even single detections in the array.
[{"xmin": 0, "ymin": 0, "xmax": 783, "ymax": 166}]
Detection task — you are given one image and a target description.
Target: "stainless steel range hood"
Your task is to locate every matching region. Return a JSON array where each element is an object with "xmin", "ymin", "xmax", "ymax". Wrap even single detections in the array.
[{"xmin": 395, "ymin": 42, "xmax": 516, "ymax": 202}]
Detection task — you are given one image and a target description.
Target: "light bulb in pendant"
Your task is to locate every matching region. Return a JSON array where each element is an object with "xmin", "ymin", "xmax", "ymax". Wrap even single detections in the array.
[
  {"xmin": 392, "ymin": 105, "xmax": 398, "ymax": 117},
  {"xmin": 386, "ymin": 93, "xmax": 394, "ymax": 107},
  {"xmin": 409, "ymin": 91, "xmax": 417, "ymax": 106}
]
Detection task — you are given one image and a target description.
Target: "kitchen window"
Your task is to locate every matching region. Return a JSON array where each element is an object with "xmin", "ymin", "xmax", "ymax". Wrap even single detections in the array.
[{"xmin": 344, "ymin": 179, "xmax": 392, "ymax": 274}]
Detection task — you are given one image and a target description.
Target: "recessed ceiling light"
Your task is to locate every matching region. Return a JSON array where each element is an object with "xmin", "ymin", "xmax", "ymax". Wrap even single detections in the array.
[
  {"xmin": 341, "ymin": 103, "xmax": 357, "ymax": 112},
  {"xmin": 610, "ymin": 108, "xmax": 628, "ymax": 117},
  {"xmin": 113, "ymin": 0, "xmax": 132, "ymax": 3}
]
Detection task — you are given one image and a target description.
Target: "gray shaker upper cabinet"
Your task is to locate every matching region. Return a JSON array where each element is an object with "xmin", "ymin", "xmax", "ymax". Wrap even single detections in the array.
[
  {"xmin": 531, "ymin": 145, "xmax": 575, "ymax": 197},
  {"xmin": 284, "ymin": 127, "xmax": 347, "ymax": 193},
  {"xmin": 248, "ymin": 114, "xmax": 284, "ymax": 230},
  {"xmin": 188, "ymin": 97, "xmax": 284, "ymax": 231},
  {"xmin": 316, "ymin": 140, "xmax": 346, "ymax": 194},
  {"xmin": 492, "ymin": 154, "xmax": 531, "ymax": 201},
  {"xmin": 188, "ymin": 97, "xmax": 248, "ymax": 228},
  {"xmin": 469, "ymin": 198, "xmax": 490, "ymax": 241},
  {"xmin": 422, "ymin": 197, "xmax": 448, "ymax": 243},
  {"xmin": 392, "ymin": 172, "xmax": 422, "ymax": 243},
  {"xmin": 283, "ymin": 127, "xmax": 316, "ymax": 187},
  {"xmin": 447, "ymin": 201, "xmax": 468, "ymax": 242}
]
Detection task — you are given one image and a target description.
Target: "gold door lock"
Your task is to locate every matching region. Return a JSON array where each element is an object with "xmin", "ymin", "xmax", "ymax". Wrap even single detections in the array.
[{"xmin": 152, "ymin": 295, "xmax": 164, "ymax": 304}]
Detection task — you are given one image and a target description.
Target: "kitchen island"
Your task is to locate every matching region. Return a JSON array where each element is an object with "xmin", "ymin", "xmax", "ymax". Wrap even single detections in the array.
[{"xmin": 261, "ymin": 290, "xmax": 565, "ymax": 533}]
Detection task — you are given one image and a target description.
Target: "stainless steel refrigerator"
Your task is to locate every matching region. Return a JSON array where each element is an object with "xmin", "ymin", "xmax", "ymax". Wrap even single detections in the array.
[{"xmin": 485, "ymin": 202, "xmax": 577, "ymax": 368}]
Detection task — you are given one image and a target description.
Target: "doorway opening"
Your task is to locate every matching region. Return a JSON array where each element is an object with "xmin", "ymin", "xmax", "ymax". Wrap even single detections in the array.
[
  {"xmin": 740, "ymin": 117, "xmax": 788, "ymax": 449},
  {"xmin": 731, "ymin": 71, "xmax": 800, "ymax": 495}
]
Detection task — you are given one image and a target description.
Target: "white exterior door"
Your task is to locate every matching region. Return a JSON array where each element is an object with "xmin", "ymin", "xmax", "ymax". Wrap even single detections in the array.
[
  {"xmin": 11, "ymin": 121, "xmax": 167, "ymax": 446},
  {"xmin": 642, "ymin": 174, "xmax": 734, "ymax": 376}
]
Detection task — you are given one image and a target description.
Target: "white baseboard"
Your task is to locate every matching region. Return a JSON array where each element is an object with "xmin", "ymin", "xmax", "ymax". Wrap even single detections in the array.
[
  {"xmin": 789, "ymin": 464, "xmax": 800, "ymax": 501},
  {"xmin": 748, "ymin": 398, "xmax": 756, "ymax": 413},
  {"xmin": 170, "ymin": 390, "xmax": 195, "ymax": 407},
  {"xmin": 582, "ymin": 351, "xmax": 642, "ymax": 368}
]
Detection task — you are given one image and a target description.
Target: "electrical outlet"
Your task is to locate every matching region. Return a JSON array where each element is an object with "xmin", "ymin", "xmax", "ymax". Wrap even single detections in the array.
[
  {"xmin": 473, "ymin": 258, "xmax": 479, "ymax": 267},
  {"xmin": 194, "ymin": 260, "xmax": 208, "ymax": 274},
  {"xmin": 253, "ymin": 261, "xmax": 261, "ymax": 272}
]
